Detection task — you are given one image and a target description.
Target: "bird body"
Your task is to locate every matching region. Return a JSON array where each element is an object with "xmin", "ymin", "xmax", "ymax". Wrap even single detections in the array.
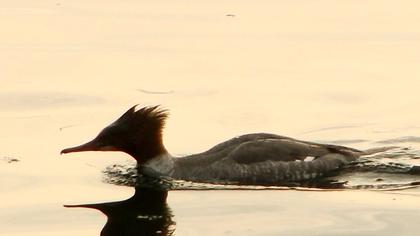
[{"xmin": 62, "ymin": 105, "xmax": 364, "ymax": 185}]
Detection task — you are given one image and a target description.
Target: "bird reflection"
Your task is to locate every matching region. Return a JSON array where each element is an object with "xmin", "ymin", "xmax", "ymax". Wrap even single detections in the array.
[{"xmin": 65, "ymin": 171, "xmax": 176, "ymax": 236}]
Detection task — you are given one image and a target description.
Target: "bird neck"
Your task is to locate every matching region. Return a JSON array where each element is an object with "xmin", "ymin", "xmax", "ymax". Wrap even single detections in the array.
[
  {"xmin": 141, "ymin": 152, "xmax": 175, "ymax": 176},
  {"xmin": 126, "ymin": 128, "xmax": 168, "ymax": 164}
]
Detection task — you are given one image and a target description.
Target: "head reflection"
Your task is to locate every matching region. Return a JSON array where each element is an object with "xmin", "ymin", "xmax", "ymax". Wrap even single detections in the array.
[{"xmin": 65, "ymin": 180, "xmax": 175, "ymax": 236}]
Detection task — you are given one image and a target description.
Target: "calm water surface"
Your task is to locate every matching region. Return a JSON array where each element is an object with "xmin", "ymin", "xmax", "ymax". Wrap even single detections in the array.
[{"xmin": 1, "ymin": 1, "xmax": 420, "ymax": 235}]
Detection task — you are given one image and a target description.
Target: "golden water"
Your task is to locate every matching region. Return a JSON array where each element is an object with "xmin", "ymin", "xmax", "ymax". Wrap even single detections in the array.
[{"xmin": 1, "ymin": 1, "xmax": 420, "ymax": 235}]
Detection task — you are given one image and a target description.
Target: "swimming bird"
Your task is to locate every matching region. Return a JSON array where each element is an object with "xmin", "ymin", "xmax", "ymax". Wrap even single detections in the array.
[{"xmin": 61, "ymin": 105, "xmax": 374, "ymax": 185}]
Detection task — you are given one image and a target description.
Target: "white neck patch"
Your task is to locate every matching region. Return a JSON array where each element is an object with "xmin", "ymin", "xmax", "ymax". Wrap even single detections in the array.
[{"xmin": 143, "ymin": 153, "xmax": 175, "ymax": 176}]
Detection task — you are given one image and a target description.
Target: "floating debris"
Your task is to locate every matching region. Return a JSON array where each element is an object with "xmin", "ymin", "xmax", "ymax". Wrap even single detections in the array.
[
  {"xmin": 59, "ymin": 124, "xmax": 78, "ymax": 131},
  {"xmin": 1, "ymin": 156, "xmax": 20, "ymax": 164}
]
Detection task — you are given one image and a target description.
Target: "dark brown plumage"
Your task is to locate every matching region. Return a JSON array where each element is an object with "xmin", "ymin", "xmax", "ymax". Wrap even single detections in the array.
[{"xmin": 61, "ymin": 105, "xmax": 169, "ymax": 164}]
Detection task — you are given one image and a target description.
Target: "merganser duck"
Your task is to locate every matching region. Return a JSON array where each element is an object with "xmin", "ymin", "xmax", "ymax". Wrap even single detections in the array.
[{"xmin": 61, "ymin": 105, "xmax": 367, "ymax": 185}]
